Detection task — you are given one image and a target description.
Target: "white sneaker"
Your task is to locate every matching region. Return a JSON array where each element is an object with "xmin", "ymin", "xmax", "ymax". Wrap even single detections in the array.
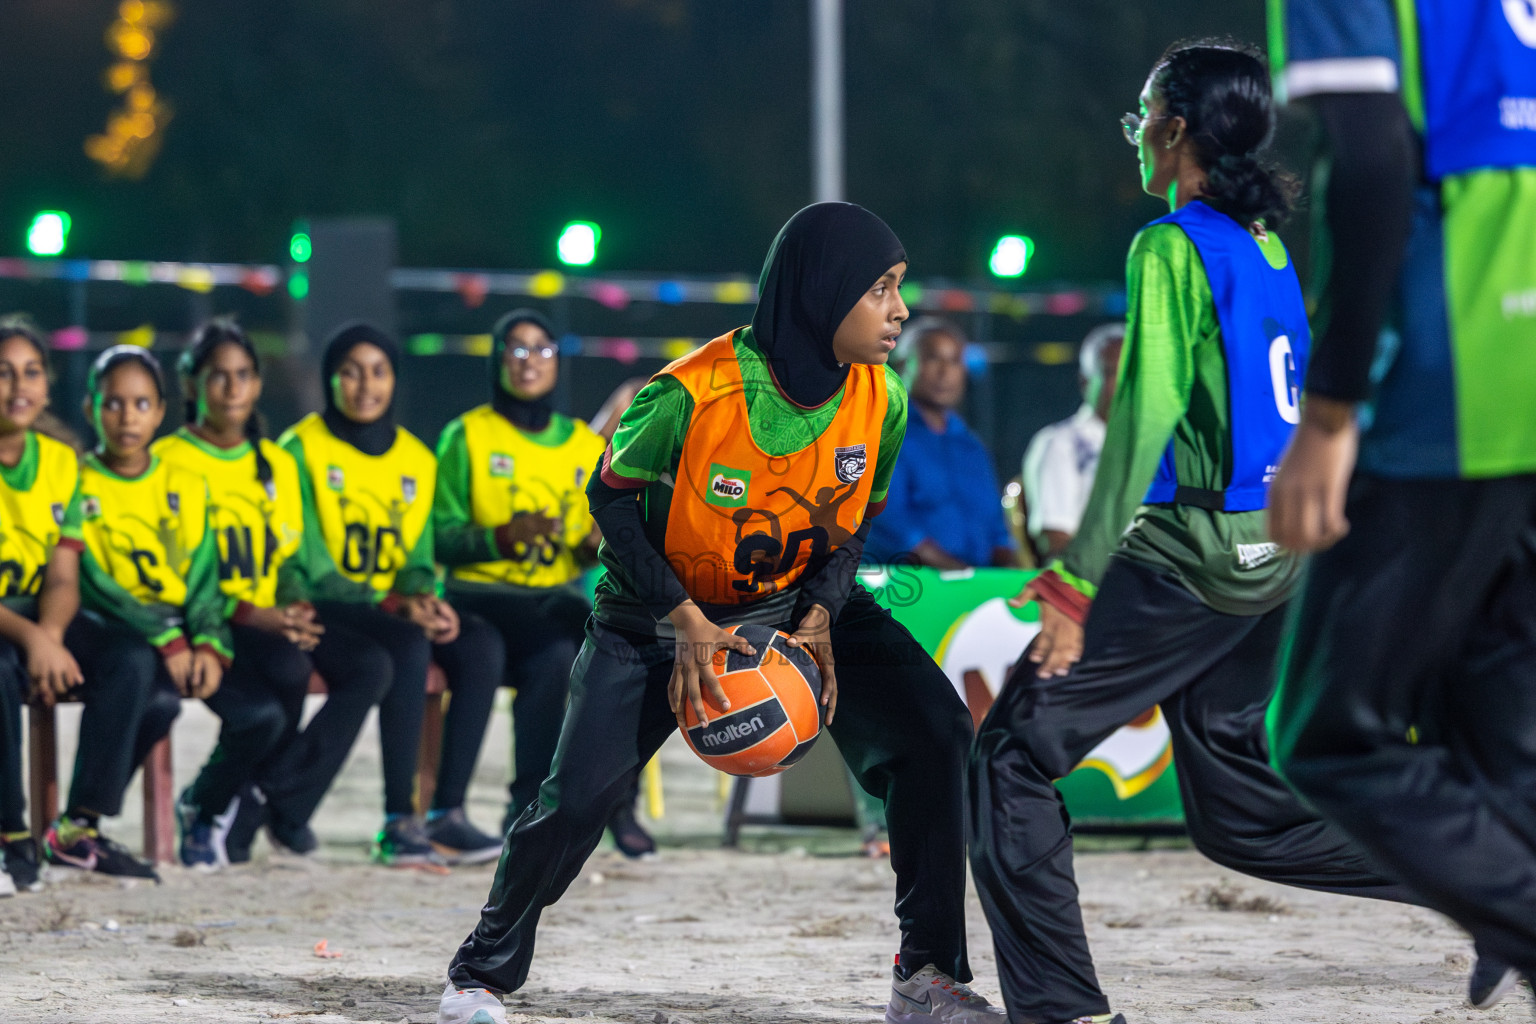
[
  {"xmin": 886, "ymin": 963, "xmax": 1005, "ymax": 1024},
  {"xmin": 437, "ymin": 980, "xmax": 508, "ymax": 1024},
  {"xmin": 0, "ymin": 868, "xmax": 15, "ymax": 898}
]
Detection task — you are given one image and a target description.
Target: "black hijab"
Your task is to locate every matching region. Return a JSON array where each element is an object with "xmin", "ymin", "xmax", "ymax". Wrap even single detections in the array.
[
  {"xmin": 750, "ymin": 202, "xmax": 907, "ymax": 408},
  {"xmin": 490, "ymin": 308, "xmax": 557, "ymax": 432},
  {"xmin": 321, "ymin": 321, "xmax": 400, "ymax": 457}
]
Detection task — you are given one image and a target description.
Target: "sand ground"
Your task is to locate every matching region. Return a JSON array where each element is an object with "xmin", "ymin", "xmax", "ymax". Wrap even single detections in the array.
[{"xmin": 0, "ymin": 697, "xmax": 1526, "ymax": 1024}]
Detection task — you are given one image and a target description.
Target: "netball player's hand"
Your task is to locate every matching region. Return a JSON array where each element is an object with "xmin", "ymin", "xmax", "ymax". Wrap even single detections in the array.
[
  {"xmin": 501, "ymin": 510, "xmax": 563, "ymax": 547},
  {"xmin": 23, "ymin": 625, "xmax": 82, "ymax": 706},
  {"xmin": 187, "ymin": 648, "xmax": 224, "ymax": 700},
  {"xmin": 248, "ymin": 603, "xmax": 325, "ymax": 652},
  {"xmin": 1026, "ymin": 600, "xmax": 1085, "ymax": 678},
  {"xmin": 667, "ymin": 602, "xmax": 755, "ymax": 733},
  {"xmin": 425, "ymin": 598, "xmax": 461, "ymax": 645},
  {"xmin": 162, "ymin": 647, "xmax": 194, "ymax": 695},
  {"xmin": 787, "ymin": 603, "xmax": 837, "ymax": 725},
  {"xmin": 1268, "ymin": 395, "xmax": 1358, "ymax": 552}
]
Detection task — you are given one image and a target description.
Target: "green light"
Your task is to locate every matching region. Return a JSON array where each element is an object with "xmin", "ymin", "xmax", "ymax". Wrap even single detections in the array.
[
  {"xmin": 289, "ymin": 231, "xmax": 312, "ymax": 263},
  {"xmin": 988, "ymin": 235, "xmax": 1035, "ymax": 278},
  {"xmin": 26, "ymin": 211, "xmax": 71, "ymax": 257},
  {"xmin": 288, "ymin": 270, "xmax": 309, "ymax": 300},
  {"xmin": 556, "ymin": 221, "xmax": 600, "ymax": 267}
]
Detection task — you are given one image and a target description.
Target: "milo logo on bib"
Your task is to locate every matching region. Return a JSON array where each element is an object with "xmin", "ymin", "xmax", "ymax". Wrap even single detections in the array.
[{"xmin": 706, "ymin": 463, "xmax": 751, "ymax": 508}]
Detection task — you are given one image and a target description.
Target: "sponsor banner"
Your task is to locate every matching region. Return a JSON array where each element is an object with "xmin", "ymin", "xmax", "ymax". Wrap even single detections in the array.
[{"xmin": 861, "ymin": 565, "xmax": 1183, "ymax": 825}]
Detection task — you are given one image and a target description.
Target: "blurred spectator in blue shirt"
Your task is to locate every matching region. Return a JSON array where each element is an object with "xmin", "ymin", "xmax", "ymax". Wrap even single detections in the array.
[{"xmin": 866, "ymin": 318, "xmax": 1015, "ymax": 569}]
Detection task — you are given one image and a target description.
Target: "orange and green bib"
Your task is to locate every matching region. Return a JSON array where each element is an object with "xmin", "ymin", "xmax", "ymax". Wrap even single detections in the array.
[{"xmin": 661, "ymin": 334, "xmax": 888, "ymax": 605}]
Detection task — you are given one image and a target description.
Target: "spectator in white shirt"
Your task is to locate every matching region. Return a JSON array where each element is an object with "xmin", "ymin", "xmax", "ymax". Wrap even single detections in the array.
[{"xmin": 1021, "ymin": 322, "xmax": 1124, "ymax": 560}]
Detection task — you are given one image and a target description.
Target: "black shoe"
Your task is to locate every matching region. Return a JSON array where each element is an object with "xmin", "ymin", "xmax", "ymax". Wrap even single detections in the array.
[
  {"xmin": 1469, "ymin": 953, "xmax": 1520, "ymax": 1010},
  {"xmin": 424, "ymin": 808, "xmax": 502, "ymax": 866},
  {"xmin": 1, "ymin": 834, "xmax": 42, "ymax": 892},
  {"xmin": 371, "ymin": 817, "xmax": 445, "ymax": 866},
  {"xmin": 608, "ymin": 803, "xmax": 656, "ymax": 859},
  {"xmin": 267, "ymin": 814, "xmax": 318, "ymax": 856},
  {"xmin": 44, "ymin": 818, "xmax": 160, "ymax": 881},
  {"xmin": 222, "ymin": 785, "xmax": 269, "ymax": 864}
]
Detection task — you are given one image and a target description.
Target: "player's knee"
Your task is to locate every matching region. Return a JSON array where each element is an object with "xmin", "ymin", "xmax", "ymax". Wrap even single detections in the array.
[
  {"xmin": 242, "ymin": 700, "xmax": 290, "ymax": 750},
  {"xmin": 143, "ymin": 685, "xmax": 183, "ymax": 737}
]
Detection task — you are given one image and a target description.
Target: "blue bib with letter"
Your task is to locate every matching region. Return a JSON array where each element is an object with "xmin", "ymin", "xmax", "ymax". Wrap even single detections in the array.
[
  {"xmin": 1414, "ymin": 0, "xmax": 1536, "ymax": 179},
  {"xmin": 1143, "ymin": 201, "xmax": 1310, "ymax": 513}
]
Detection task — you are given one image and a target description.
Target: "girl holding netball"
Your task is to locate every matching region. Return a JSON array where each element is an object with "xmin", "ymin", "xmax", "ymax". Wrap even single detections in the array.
[
  {"xmin": 0, "ymin": 319, "xmax": 83, "ymax": 892},
  {"xmin": 440, "ymin": 203, "xmax": 998, "ymax": 1024},
  {"xmin": 967, "ymin": 41, "xmax": 1434, "ymax": 1024},
  {"xmin": 43, "ymin": 346, "xmax": 224, "ymax": 881},
  {"xmin": 278, "ymin": 323, "xmax": 502, "ymax": 866}
]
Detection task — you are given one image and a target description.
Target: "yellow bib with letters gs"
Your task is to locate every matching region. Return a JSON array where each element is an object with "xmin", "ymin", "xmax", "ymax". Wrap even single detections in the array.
[
  {"xmin": 77, "ymin": 454, "xmax": 209, "ymax": 608},
  {"xmin": 452, "ymin": 405, "xmax": 605, "ymax": 587},
  {"xmin": 0, "ymin": 433, "xmax": 79, "ymax": 599},
  {"xmin": 661, "ymin": 334, "xmax": 887, "ymax": 606},
  {"xmin": 287, "ymin": 413, "xmax": 436, "ymax": 594},
  {"xmin": 154, "ymin": 429, "xmax": 305, "ymax": 609}
]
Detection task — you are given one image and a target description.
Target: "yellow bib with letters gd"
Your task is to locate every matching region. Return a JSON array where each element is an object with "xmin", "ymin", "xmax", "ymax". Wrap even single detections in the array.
[{"xmin": 285, "ymin": 413, "xmax": 436, "ymax": 594}]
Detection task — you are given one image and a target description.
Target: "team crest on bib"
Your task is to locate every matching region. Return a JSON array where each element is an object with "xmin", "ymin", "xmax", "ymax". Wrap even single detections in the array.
[
  {"xmin": 167, "ymin": 492, "xmax": 180, "ymax": 513},
  {"xmin": 50, "ymin": 502, "xmax": 64, "ymax": 525},
  {"xmin": 490, "ymin": 453, "xmax": 514, "ymax": 478},
  {"xmin": 326, "ymin": 465, "xmax": 345, "ymax": 492},
  {"xmin": 264, "ymin": 479, "xmax": 277, "ymax": 501},
  {"xmin": 81, "ymin": 496, "xmax": 101, "ymax": 520},
  {"xmin": 833, "ymin": 444, "xmax": 867, "ymax": 484},
  {"xmin": 401, "ymin": 475, "xmax": 417, "ymax": 502}
]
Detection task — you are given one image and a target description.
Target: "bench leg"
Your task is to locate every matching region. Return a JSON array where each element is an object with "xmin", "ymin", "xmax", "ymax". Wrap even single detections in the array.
[
  {"xmin": 142, "ymin": 737, "xmax": 175, "ymax": 865},
  {"xmin": 416, "ymin": 693, "xmax": 445, "ymax": 816},
  {"xmin": 27, "ymin": 702, "xmax": 58, "ymax": 840}
]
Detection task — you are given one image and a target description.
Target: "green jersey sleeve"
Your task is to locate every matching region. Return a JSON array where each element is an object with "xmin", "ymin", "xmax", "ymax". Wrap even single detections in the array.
[
  {"xmin": 74, "ymin": 521, "xmax": 186, "ymax": 651},
  {"xmin": 870, "ymin": 369, "xmax": 909, "ymax": 507},
  {"xmin": 184, "ymin": 499, "xmax": 233, "ymax": 659},
  {"xmin": 394, "ymin": 507, "xmax": 439, "ymax": 597},
  {"xmin": 432, "ymin": 417, "xmax": 499, "ymax": 567},
  {"xmin": 1061, "ymin": 224, "xmax": 1203, "ymax": 589},
  {"xmin": 602, "ymin": 376, "xmax": 694, "ymax": 485}
]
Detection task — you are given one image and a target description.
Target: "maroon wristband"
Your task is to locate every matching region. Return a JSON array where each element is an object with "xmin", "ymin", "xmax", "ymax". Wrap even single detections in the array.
[{"xmin": 1028, "ymin": 569, "xmax": 1093, "ymax": 626}]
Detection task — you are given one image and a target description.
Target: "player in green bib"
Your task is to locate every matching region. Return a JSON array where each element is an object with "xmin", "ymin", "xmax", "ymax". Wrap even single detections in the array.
[
  {"xmin": 0, "ymin": 319, "xmax": 84, "ymax": 892},
  {"xmin": 279, "ymin": 323, "xmax": 503, "ymax": 867},
  {"xmin": 45, "ymin": 346, "xmax": 227, "ymax": 881},
  {"xmin": 433, "ymin": 308, "xmax": 653, "ymax": 860}
]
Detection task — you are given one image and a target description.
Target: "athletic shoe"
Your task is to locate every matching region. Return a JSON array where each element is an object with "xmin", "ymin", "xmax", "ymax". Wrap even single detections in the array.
[
  {"xmin": 1, "ymin": 834, "xmax": 43, "ymax": 892},
  {"xmin": 886, "ymin": 963, "xmax": 1005, "ymax": 1024},
  {"xmin": 0, "ymin": 865, "xmax": 14, "ymax": 897},
  {"xmin": 266, "ymin": 815, "xmax": 318, "ymax": 857},
  {"xmin": 425, "ymin": 809, "xmax": 502, "ymax": 866},
  {"xmin": 176, "ymin": 788, "xmax": 223, "ymax": 869},
  {"xmin": 1469, "ymin": 954, "xmax": 1520, "ymax": 1010},
  {"xmin": 221, "ymin": 785, "xmax": 269, "ymax": 864},
  {"xmin": 371, "ymin": 817, "xmax": 445, "ymax": 867},
  {"xmin": 43, "ymin": 818, "xmax": 160, "ymax": 881},
  {"xmin": 607, "ymin": 803, "xmax": 656, "ymax": 860},
  {"xmin": 437, "ymin": 980, "xmax": 507, "ymax": 1024},
  {"xmin": 1046, "ymin": 1017, "xmax": 1125, "ymax": 1024}
]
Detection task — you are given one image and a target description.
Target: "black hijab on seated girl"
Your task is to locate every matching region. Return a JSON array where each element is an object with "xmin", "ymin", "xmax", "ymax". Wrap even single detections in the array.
[
  {"xmin": 490, "ymin": 308, "xmax": 557, "ymax": 433},
  {"xmin": 321, "ymin": 322, "xmax": 400, "ymax": 457},
  {"xmin": 751, "ymin": 201, "xmax": 907, "ymax": 408}
]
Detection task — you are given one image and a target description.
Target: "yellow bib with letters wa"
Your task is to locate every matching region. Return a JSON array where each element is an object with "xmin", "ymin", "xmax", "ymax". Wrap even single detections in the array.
[
  {"xmin": 451, "ymin": 406, "xmax": 605, "ymax": 587},
  {"xmin": 154, "ymin": 429, "xmax": 305, "ymax": 608},
  {"xmin": 285, "ymin": 413, "xmax": 436, "ymax": 594}
]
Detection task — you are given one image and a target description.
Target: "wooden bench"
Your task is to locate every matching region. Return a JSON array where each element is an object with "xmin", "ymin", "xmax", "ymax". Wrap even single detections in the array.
[{"xmin": 28, "ymin": 665, "xmax": 449, "ymax": 865}]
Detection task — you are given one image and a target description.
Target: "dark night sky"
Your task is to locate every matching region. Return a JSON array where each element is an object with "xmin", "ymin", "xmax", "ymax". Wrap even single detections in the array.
[{"xmin": 3, "ymin": 1, "xmax": 1271, "ymax": 281}]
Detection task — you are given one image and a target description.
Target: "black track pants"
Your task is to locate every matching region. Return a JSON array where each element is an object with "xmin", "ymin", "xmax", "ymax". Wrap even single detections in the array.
[
  {"xmin": 1272, "ymin": 474, "xmax": 1536, "ymax": 971},
  {"xmin": 63, "ymin": 616, "xmax": 182, "ymax": 819},
  {"xmin": 435, "ymin": 588, "xmax": 576, "ymax": 815},
  {"xmin": 970, "ymin": 557, "xmax": 1414, "ymax": 1023},
  {"xmin": 0, "ymin": 638, "xmax": 31, "ymax": 833},
  {"xmin": 447, "ymin": 587, "xmax": 974, "ymax": 993},
  {"xmin": 189, "ymin": 625, "xmax": 314, "ymax": 821}
]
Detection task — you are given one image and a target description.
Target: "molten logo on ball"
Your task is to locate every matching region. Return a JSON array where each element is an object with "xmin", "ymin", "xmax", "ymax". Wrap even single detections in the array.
[{"xmin": 682, "ymin": 623, "xmax": 823, "ymax": 776}]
